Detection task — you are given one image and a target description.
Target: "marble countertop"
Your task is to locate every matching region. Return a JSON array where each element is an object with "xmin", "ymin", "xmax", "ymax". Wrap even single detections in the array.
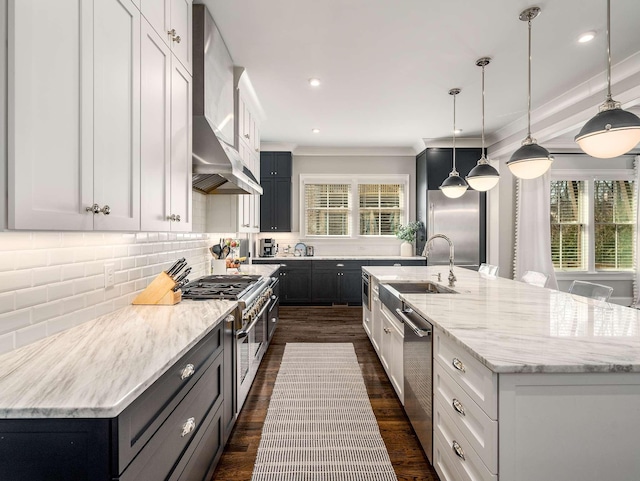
[
  {"xmin": 254, "ymin": 255, "xmax": 425, "ymax": 261},
  {"xmin": 229, "ymin": 264, "xmax": 280, "ymax": 277},
  {"xmin": 364, "ymin": 265, "xmax": 640, "ymax": 374},
  {"xmin": 0, "ymin": 300, "xmax": 237, "ymax": 419}
]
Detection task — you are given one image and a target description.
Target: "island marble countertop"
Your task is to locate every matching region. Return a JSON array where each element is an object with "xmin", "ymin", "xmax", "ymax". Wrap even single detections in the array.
[
  {"xmin": 364, "ymin": 265, "xmax": 640, "ymax": 374},
  {"xmin": 0, "ymin": 299, "xmax": 237, "ymax": 419}
]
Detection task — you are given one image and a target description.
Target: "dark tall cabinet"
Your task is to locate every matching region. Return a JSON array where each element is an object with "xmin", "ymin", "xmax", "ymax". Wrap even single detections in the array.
[
  {"xmin": 260, "ymin": 152, "xmax": 292, "ymax": 232},
  {"xmin": 416, "ymin": 148, "xmax": 486, "ymax": 262}
]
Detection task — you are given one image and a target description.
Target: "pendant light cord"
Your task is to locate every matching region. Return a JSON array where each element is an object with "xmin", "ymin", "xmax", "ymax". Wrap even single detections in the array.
[
  {"xmin": 606, "ymin": 0, "xmax": 612, "ymax": 101},
  {"xmin": 527, "ymin": 16, "xmax": 532, "ymax": 139},
  {"xmin": 452, "ymin": 92, "xmax": 457, "ymax": 173},
  {"xmin": 481, "ymin": 64, "xmax": 486, "ymax": 156}
]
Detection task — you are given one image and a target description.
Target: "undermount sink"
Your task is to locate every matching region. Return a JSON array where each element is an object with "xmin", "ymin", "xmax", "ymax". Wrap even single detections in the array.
[{"xmin": 384, "ymin": 282, "xmax": 457, "ymax": 295}]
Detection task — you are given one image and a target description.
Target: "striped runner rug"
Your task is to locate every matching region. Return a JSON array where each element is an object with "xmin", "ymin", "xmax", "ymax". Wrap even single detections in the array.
[{"xmin": 251, "ymin": 343, "xmax": 398, "ymax": 481}]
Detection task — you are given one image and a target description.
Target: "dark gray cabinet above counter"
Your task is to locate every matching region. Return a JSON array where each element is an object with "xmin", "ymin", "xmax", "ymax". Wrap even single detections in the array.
[{"xmin": 260, "ymin": 152, "xmax": 292, "ymax": 232}]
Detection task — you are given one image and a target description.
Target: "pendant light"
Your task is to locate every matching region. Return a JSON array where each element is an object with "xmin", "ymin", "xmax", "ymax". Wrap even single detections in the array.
[
  {"xmin": 575, "ymin": 0, "xmax": 640, "ymax": 158},
  {"xmin": 466, "ymin": 57, "xmax": 500, "ymax": 191},
  {"xmin": 506, "ymin": 7, "xmax": 553, "ymax": 180},
  {"xmin": 440, "ymin": 88, "xmax": 468, "ymax": 199}
]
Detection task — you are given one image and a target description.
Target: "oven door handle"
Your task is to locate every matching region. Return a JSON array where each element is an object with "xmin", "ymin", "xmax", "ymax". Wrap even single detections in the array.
[
  {"xmin": 237, "ymin": 300, "xmax": 271, "ymax": 339},
  {"xmin": 395, "ymin": 308, "xmax": 432, "ymax": 338}
]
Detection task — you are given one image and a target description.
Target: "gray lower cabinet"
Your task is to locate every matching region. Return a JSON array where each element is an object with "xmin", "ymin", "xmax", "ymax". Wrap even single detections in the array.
[
  {"xmin": 311, "ymin": 260, "xmax": 365, "ymax": 305},
  {"xmin": 0, "ymin": 320, "xmax": 233, "ymax": 481}
]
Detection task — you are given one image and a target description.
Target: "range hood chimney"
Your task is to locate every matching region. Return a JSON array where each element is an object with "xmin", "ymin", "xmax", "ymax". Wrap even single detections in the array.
[{"xmin": 192, "ymin": 5, "xmax": 263, "ymax": 196}]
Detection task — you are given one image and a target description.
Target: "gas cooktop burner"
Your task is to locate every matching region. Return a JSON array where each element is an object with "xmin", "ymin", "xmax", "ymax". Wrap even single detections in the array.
[{"xmin": 181, "ymin": 275, "xmax": 262, "ymax": 300}]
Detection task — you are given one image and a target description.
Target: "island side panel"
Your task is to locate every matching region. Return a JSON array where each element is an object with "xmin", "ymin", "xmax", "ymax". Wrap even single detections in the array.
[{"xmin": 498, "ymin": 372, "xmax": 640, "ymax": 481}]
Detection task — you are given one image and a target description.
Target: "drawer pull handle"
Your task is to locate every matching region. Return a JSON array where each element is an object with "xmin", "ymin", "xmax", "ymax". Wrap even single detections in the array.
[
  {"xmin": 452, "ymin": 398, "xmax": 466, "ymax": 416},
  {"xmin": 452, "ymin": 440, "xmax": 465, "ymax": 461},
  {"xmin": 271, "ymin": 317, "xmax": 277, "ymax": 323},
  {"xmin": 336, "ymin": 263, "xmax": 345, "ymax": 267},
  {"xmin": 452, "ymin": 357, "xmax": 466, "ymax": 373},
  {"xmin": 181, "ymin": 417, "xmax": 196, "ymax": 437},
  {"xmin": 180, "ymin": 364, "xmax": 195, "ymax": 380}
]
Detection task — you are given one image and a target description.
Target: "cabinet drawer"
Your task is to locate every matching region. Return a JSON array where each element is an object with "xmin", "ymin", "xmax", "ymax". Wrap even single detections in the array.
[
  {"xmin": 117, "ymin": 323, "xmax": 223, "ymax": 471},
  {"xmin": 433, "ymin": 429, "xmax": 466, "ymax": 481},
  {"xmin": 434, "ymin": 330, "xmax": 497, "ymax": 419},
  {"xmin": 434, "ymin": 359, "xmax": 497, "ymax": 473},
  {"xmin": 119, "ymin": 353, "xmax": 223, "ymax": 481},
  {"xmin": 434, "ymin": 399, "xmax": 497, "ymax": 481}
]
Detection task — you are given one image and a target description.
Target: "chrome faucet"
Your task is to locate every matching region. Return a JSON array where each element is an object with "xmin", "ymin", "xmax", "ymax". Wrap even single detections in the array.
[{"xmin": 422, "ymin": 234, "xmax": 456, "ymax": 287}]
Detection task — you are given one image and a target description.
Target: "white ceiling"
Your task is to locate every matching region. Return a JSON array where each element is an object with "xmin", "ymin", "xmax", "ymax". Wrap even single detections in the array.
[{"xmin": 200, "ymin": 0, "xmax": 640, "ymax": 150}]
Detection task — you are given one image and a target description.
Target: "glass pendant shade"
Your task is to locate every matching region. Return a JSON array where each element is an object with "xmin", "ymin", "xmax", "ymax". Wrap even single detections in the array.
[
  {"xmin": 466, "ymin": 161, "xmax": 500, "ymax": 190},
  {"xmin": 440, "ymin": 172, "xmax": 468, "ymax": 198},
  {"xmin": 575, "ymin": 106, "xmax": 640, "ymax": 158},
  {"xmin": 506, "ymin": 142, "xmax": 553, "ymax": 179}
]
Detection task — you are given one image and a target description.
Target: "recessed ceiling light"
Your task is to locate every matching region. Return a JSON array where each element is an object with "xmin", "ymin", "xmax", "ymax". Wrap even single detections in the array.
[
  {"xmin": 578, "ymin": 31, "xmax": 596, "ymax": 43},
  {"xmin": 308, "ymin": 78, "xmax": 321, "ymax": 87},
  {"xmin": 312, "ymin": 128, "xmax": 320, "ymax": 134},
  {"xmin": 454, "ymin": 129, "xmax": 462, "ymax": 135}
]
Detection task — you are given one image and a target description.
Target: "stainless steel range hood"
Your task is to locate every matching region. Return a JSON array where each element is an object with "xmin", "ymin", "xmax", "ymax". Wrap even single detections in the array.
[{"xmin": 192, "ymin": 5, "xmax": 262, "ymax": 196}]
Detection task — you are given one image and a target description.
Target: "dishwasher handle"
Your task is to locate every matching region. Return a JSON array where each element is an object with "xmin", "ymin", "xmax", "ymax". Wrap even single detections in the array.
[{"xmin": 395, "ymin": 308, "xmax": 432, "ymax": 338}]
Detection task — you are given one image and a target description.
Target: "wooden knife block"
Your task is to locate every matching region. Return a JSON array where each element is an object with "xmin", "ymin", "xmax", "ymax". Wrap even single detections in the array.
[{"xmin": 132, "ymin": 272, "xmax": 182, "ymax": 305}]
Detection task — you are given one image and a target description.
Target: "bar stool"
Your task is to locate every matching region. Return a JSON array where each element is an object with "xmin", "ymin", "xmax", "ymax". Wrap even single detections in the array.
[
  {"xmin": 568, "ymin": 280, "xmax": 613, "ymax": 302},
  {"xmin": 521, "ymin": 270, "xmax": 549, "ymax": 288}
]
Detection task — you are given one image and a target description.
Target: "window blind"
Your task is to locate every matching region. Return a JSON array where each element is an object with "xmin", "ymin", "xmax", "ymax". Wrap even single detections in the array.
[
  {"xmin": 358, "ymin": 184, "xmax": 404, "ymax": 236},
  {"xmin": 594, "ymin": 180, "xmax": 635, "ymax": 269},
  {"xmin": 550, "ymin": 180, "xmax": 586, "ymax": 269},
  {"xmin": 305, "ymin": 184, "xmax": 351, "ymax": 236}
]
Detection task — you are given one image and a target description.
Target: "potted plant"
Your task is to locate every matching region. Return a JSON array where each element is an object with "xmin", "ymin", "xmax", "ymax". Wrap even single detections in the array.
[{"xmin": 396, "ymin": 221, "xmax": 423, "ymax": 257}]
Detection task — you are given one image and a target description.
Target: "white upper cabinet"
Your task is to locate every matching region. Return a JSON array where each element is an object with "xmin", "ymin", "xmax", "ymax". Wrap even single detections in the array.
[
  {"xmin": 93, "ymin": 0, "xmax": 141, "ymax": 231},
  {"xmin": 9, "ymin": 0, "xmax": 141, "ymax": 231},
  {"xmin": 169, "ymin": 59, "xmax": 193, "ymax": 231},
  {"xmin": 8, "ymin": 0, "xmax": 94, "ymax": 230},
  {"xmin": 140, "ymin": 0, "xmax": 191, "ymax": 74},
  {"xmin": 140, "ymin": 19, "xmax": 192, "ymax": 232},
  {"xmin": 140, "ymin": 19, "xmax": 172, "ymax": 232}
]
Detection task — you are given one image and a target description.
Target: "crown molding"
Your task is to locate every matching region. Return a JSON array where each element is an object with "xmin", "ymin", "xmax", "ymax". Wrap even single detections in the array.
[
  {"xmin": 260, "ymin": 142, "xmax": 298, "ymax": 152},
  {"xmin": 291, "ymin": 146, "xmax": 417, "ymax": 157}
]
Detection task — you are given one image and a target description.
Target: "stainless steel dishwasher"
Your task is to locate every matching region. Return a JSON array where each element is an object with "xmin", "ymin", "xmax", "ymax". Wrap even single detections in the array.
[{"xmin": 379, "ymin": 284, "xmax": 433, "ymax": 463}]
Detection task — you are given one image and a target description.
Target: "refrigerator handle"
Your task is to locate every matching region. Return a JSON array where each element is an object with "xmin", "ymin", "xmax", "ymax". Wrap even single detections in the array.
[{"xmin": 428, "ymin": 202, "xmax": 434, "ymax": 236}]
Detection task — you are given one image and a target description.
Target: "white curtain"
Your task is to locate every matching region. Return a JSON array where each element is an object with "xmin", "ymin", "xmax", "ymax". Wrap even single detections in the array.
[
  {"xmin": 513, "ymin": 171, "xmax": 558, "ymax": 289},
  {"xmin": 633, "ymin": 156, "xmax": 640, "ymax": 306}
]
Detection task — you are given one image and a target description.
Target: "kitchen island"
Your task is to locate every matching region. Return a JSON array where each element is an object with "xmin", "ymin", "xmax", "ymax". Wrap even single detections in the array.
[{"xmin": 364, "ymin": 266, "xmax": 640, "ymax": 481}]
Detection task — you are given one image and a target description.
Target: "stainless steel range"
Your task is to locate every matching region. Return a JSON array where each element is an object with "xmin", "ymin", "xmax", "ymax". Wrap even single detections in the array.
[{"xmin": 182, "ymin": 274, "xmax": 280, "ymax": 412}]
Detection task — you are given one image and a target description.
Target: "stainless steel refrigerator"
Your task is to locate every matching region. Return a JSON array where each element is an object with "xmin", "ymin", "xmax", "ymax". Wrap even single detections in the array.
[{"xmin": 421, "ymin": 190, "xmax": 483, "ymax": 269}]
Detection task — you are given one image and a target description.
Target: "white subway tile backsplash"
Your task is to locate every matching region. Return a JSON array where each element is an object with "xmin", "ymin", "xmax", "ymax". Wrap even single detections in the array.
[
  {"xmin": 32, "ymin": 266, "xmax": 62, "ymax": 287},
  {"xmin": 0, "ymin": 292, "xmax": 15, "ymax": 314},
  {"xmin": 33, "ymin": 301, "xmax": 63, "ymax": 323},
  {"xmin": 0, "ymin": 332, "xmax": 15, "ymax": 355},
  {"xmin": 0, "ymin": 309, "xmax": 32, "ymax": 335},
  {"xmin": 17, "ymin": 250, "xmax": 49, "ymax": 269},
  {"xmin": 0, "ymin": 270, "xmax": 32, "ymax": 293},
  {"xmin": 47, "ymin": 248, "xmax": 76, "ymax": 266},
  {"xmin": 16, "ymin": 286, "xmax": 48, "ymax": 310},
  {"xmin": 48, "ymin": 281, "xmax": 74, "ymax": 301},
  {"xmin": 62, "ymin": 264, "xmax": 85, "ymax": 281},
  {"xmin": 0, "ymin": 230, "xmax": 210, "ymax": 354},
  {"xmin": 15, "ymin": 322, "xmax": 48, "ymax": 348},
  {"xmin": 62, "ymin": 294, "xmax": 86, "ymax": 315},
  {"xmin": 0, "ymin": 232, "xmax": 32, "ymax": 251}
]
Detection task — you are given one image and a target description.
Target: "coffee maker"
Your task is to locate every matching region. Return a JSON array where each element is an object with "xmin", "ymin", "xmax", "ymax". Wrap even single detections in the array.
[{"xmin": 260, "ymin": 238, "xmax": 276, "ymax": 257}]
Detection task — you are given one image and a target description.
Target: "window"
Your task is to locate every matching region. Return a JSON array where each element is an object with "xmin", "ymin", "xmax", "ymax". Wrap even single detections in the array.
[
  {"xmin": 301, "ymin": 175, "xmax": 409, "ymax": 238},
  {"xmin": 550, "ymin": 176, "xmax": 635, "ymax": 272},
  {"xmin": 358, "ymin": 184, "xmax": 404, "ymax": 236},
  {"xmin": 304, "ymin": 184, "xmax": 351, "ymax": 236}
]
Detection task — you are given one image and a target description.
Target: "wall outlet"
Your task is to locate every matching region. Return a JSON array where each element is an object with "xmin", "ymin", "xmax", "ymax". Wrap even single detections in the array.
[{"xmin": 104, "ymin": 264, "xmax": 115, "ymax": 288}]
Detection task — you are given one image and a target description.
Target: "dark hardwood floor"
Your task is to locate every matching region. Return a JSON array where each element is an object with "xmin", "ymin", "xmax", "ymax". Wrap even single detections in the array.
[{"xmin": 210, "ymin": 306, "xmax": 439, "ymax": 481}]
